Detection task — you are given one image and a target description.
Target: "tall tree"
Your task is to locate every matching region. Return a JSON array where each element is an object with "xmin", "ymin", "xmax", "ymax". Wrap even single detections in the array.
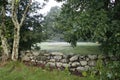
[
  {"xmin": 42, "ymin": 6, "xmax": 63, "ymax": 41},
  {"xmin": 0, "ymin": 0, "xmax": 47, "ymax": 61},
  {"xmin": 0, "ymin": 0, "xmax": 10, "ymax": 61},
  {"xmin": 11, "ymin": 0, "xmax": 31, "ymax": 61},
  {"xmin": 18, "ymin": 0, "xmax": 44, "ymax": 51}
]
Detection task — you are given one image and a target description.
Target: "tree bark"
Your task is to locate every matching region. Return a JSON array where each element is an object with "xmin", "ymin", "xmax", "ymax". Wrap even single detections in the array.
[
  {"xmin": 11, "ymin": 26, "xmax": 20, "ymax": 61},
  {"xmin": 11, "ymin": 0, "xmax": 31, "ymax": 61},
  {"xmin": 0, "ymin": 1, "xmax": 10, "ymax": 61}
]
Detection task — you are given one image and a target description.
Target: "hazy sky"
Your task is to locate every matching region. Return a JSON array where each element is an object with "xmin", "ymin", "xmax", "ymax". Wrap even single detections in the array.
[{"xmin": 33, "ymin": 0, "xmax": 63, "ymax": 15}]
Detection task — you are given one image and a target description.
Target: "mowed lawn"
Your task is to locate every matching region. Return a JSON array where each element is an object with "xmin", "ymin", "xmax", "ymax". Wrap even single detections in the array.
[
  {"xmin": 0, "ymin": 62, "xmax": 94, "ymax": 80},
  {"xmin": 37, "ymin": 42, "xmax": 101, "ymax": 55}
]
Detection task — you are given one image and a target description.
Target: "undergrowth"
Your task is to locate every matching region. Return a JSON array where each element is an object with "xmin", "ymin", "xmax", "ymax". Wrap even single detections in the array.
[{"xmin": 0, "ymin": 61, "xmax": 93, "ymax": 80}]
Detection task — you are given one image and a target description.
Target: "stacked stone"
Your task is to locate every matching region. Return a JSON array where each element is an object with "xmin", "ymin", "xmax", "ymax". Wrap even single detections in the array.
[
  {"xmin": 35, "ymin": 52, "xmax": 98, "ymax": 72},
  {"xmin": 68, "ymin": 55, "xmax": 98, "ymax": 72},
  {"xmin": 21, "ymin": 50, "xmax": 118, "ymax": 72}
]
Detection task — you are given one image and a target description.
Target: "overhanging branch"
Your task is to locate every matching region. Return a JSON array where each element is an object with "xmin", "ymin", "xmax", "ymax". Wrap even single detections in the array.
[
  {"xmin": 20, "ymin": 0, "xmax": 31, "ymax": 27},
  {"xmin": 11, "ymin": 0, "xmax": 19, "ymax": 28}
]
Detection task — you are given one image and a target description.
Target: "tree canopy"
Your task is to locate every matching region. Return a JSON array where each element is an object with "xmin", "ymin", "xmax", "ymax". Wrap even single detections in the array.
[
  {"xmin": 42, "ymin": 6, "xmax": 64, "ymax": 41},
  {"xmin": 0, "ymin": 0, "xmax": 46, "ymax": 60},
  {"xmin": 56, "ymin": 0, "xmax": 120, "ymax": 55}
]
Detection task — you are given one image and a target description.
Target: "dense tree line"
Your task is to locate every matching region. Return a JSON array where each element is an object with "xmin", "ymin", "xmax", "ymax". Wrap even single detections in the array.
[
  {"xmin": 56, "ymin": 0, "xmax": 120, "ymax": 55},
  {"xmin": 42, "ymin": 6, "xmax": 64, "ymax": 41},
  {"xmin": 0, "ymin": 0, "xmax": 46, "ymax": 61}
]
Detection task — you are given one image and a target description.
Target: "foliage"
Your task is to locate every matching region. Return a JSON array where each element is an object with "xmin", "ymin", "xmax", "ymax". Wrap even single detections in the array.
[
  {"xmin": 0, "ymin": 0, "xmax": 45, "ymax": 51},
  {"xmin": 42, "ymin": 6, "xmax": 64, "ymax": 41},
  {"xmin": 18, "ymin": 0, "xmax": 44, "ymax": 50},
  {"xmin": 57, "ymin": 0, "xmax": 120, "ymax": 55},
  {"xmin": 0, "ymin": 0, "xmax": 48, "ymax": 60},
  {"xmin": 88, "ymin": 57, "xmax": 120, "ymax": 80}
]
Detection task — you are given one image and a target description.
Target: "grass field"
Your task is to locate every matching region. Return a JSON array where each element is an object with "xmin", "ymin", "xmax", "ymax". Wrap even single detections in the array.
[
  {"xmin": 0, "ymin": 61, "xmax": 96, "ymax": 80},
  {"xmin": 37, "ymin": 42, "xmax": 101, "ymax": 55},
  {"xmin": 0, "ymin": 42, "xmax": 104, "ymax": 80}
]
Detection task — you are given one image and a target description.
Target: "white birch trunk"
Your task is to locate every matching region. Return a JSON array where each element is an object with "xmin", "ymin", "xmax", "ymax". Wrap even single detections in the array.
[
  {"xmin": 0, "ymin": 2, "xmax": 10, "ymax": 61},
  {"xmin": 11, "ymin": 0, "xmax": 31, "ymax": 61},
  {"xmin": 11, "ymin": 26, "xmax": 20, "ymax": 61}
]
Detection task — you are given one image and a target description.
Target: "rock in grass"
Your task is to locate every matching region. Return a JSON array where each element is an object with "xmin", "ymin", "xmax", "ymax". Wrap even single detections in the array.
[
  {"xmin": 76, "ymin": 67, "xmax": 86, "ymax": 71},
  {"xmin": 70, "ymin": 55, "xmax": 79, "ymax": 62},
  {"xmin": 71, "ymin": 62, "xmax": 80, "ymax": 67},
  {"xmin": 80, "ymin": 61, "xmax": 87, "ymax": 66},
  {"xmin": 51, "ymin": 52, "xmax": 63, "ymax": 56}
]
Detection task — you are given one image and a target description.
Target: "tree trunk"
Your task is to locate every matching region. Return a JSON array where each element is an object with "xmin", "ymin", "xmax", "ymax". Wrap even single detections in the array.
[
  {"xmin": 11, "ymin": 26, "xmax": 20, "ymax": 61},
  {"xmin": 11, "ymin": 0, "xmax": 31, "ymax": 61},
  {"xmin": 0, "ymin": 1, "xmax": 10, "ymax": 61},
  {"xmin": 0, "ymin": 31, "xmax": 10, "ymax": 61}
]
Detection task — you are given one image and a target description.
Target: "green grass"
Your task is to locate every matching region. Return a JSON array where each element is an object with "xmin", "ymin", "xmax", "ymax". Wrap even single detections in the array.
[
  {"xmin": 60, "ymin": 46, "xmax": 101, "ymax": 55},
  {"xmin": 38, "ymin": 42, "xmax": 101, "ymax": 55},
  {"xmin": 0, "ymin": 61, "xmax": 95, "ymax": 80}
]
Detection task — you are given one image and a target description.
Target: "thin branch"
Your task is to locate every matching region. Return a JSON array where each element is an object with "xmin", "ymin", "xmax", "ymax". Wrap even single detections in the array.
[
  {"xmin": 11, "ymin": 0, "xmax": 19, "ymax": 28},
  {"xmin": 20, "ymin": 0, "xmax": 31, "ymax": 27},
  {"xmin": 11, "ymin": 0, "xmax": 15, "ymax": 23}
]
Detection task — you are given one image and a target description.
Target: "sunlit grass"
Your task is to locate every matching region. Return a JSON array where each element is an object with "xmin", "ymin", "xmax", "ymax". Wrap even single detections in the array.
[
  {"xmin": 61, "ymin": 46, "xmax": 101, "ymax": 55},
  {"xmin": 38, "ymin": 42, "xmax": 101, "ymax": 55}
]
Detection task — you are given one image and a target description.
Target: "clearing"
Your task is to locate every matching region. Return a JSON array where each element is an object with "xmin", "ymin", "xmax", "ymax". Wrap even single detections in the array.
[{"xmin": 37, "ymin": 42, "xmax": 101, "ymax": 55}]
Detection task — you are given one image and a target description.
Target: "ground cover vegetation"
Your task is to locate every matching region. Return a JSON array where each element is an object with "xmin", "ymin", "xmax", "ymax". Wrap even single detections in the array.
[
  {"xmin": 0, "ymin": 61, "xmax": 94, "ymax": 80},
  {"xmin": 0, "ymin": 61, "xmax": 120, "ymax": 80}
]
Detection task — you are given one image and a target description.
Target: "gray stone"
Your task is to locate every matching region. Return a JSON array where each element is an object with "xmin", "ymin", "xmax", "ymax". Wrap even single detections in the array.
[
  {"xmin": 86, "ymin": 57, "xmax": 90, "ymax": 61},
  {"xmin": 69, "ymin": 68, "xmax": 76, "ymax": 72},
  {"xmin": 56, "ymin": 62, "xmax": 63, "ymax": 67},
  {"xmin": 32, "ymin": 51, "xmax": 39, "ymax": 56},
  {"xmin": 50, "ymin": 59, "xmax": 55, "ymax": 62},
  {"xmin": 47, "ymin": 56, "xmax": 51, "ymax": 59},
  {"xmin": 70, "ymin": 55, "xmax": 79, "ymax": 62},
  {"xmin": 44, "ymin": 53, "xmax": 50, "ymax": 56},
  {"xmin": 88, "ymin": 55, "xmax": 97, "ymax": 60},
  {"xmin": 80, "ymin": 55, "xmax": 85, "ymax": 58},
  {"xmin": 54, "ymin": 55, "xmax": 62, "ymax": 60},
  {"xmin": 62, "ymin": 63, "xmax": 69, "ymax": 68},
  {"xmin": 51, "ymin": 52, "xmax": 63, "ymax": 56},
  {"xmin": 61, "ymin": 59, "xmax": 67, "ymax": 63},
  {"xmin": 69, "ymin": 62, "xmax": 72, "ymax": 66},
  {"xmin": 37, "ymin": 61, "xmax": 44, "ymax": 64},
  {"xmin": 22, "ymin": 56, "xmax": 30, "ymax": 61},
  {"xmin": 62, "ymin": 55, "xmax": 67, "ymax": 59},
  {"xmin": 21, "ymin": 51, "xmax": 34, "ymax": 61},
  {"xmin": 36, "ymin": 56, "xmax": 47, "ymax": 61},
  {"xmin": 26, "ymin": 53, "xmax": 33, "ymax": 57},
  {"xmin": 46, "ymin": 62, "xmax": 56, "ymax": 67},
  {"xmin": 25, "ymin": 50, "xmax": 32, "ymax": 53},
  {"xmin": 76, "ymin": 67, "xmax": 86, "ymax": 71},
  {"xmin": 30, "ymin": 56, "xmax": 35, "ymax": 60},
  {"xmin": 71, "ymin": 62, "xmax": 80, "ymax": 67},
  {"xmin": 80, "ymin": 61, "xmax": 87, "ymax": 66},
  {"xmin": 79, "ymin": 55, "xmax": 86, "ymax": 60},
  {"xmin": 85, "ymin": 65, "xmax": 90, "ymax": 70},
  {"xmin": 31, "ymin": 59, "xmax": 36, "ymax": 62},
  {"xmin": 66, "ymin": 54, "xmax": 73, "ymax": 59},
  {"xmin": 88, "ymin": 60, "xmax": 96, "ymax": 66}
]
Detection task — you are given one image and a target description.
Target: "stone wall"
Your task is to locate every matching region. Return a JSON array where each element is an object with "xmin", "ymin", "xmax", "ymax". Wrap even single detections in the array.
[{"xmin": 21, "ymin": 50, "xmax": 118, "ymax": 72}]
